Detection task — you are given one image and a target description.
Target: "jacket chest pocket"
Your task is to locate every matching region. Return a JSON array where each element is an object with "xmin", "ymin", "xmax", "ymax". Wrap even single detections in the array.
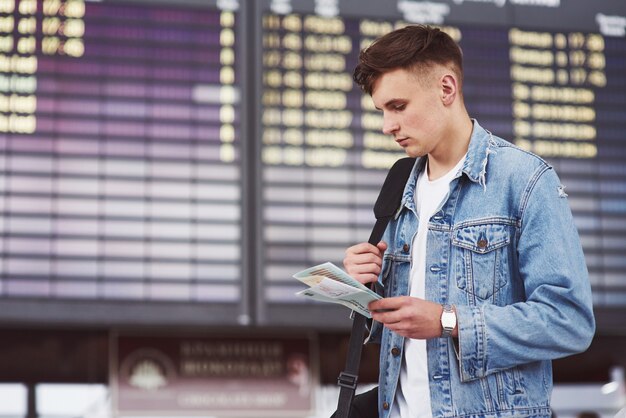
[{"xmin": 452, "ymin": 223, "xmax": 511, "ymax": 303}]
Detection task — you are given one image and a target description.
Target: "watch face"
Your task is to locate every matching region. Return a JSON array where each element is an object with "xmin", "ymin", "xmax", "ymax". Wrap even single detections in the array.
[
  {"xmin": 442, "ymin": 310, "xmax": 456, "ymax": 329},
  {"xmin": 441, "ymin": 310, "xmax": 456, "ymax": 329},
  {"xmin": 441, "ymin": 305, "xmax": 456, "ymax": 337}
]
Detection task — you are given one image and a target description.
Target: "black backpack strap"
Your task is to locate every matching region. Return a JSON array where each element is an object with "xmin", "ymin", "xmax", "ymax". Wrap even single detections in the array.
[{"xmin": 335, "ymin": 157, "xmax": 416, "ymax": 418}]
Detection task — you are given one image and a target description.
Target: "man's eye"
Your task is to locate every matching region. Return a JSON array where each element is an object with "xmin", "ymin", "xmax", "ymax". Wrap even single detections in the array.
[{"xmin": 393, "ymin": 104, "xmax": 406, "ymax": 111}]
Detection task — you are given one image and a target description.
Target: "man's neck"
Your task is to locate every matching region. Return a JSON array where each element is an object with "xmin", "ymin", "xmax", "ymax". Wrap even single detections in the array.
[{"xmin": 427, "ymin": 116, "xmax": 473, "ymax": 180}]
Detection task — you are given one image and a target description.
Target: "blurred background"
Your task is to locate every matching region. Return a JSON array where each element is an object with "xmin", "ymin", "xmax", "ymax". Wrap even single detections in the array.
[{"xmin": 0, "ymin": 0, "xmax": 625, "ymax": 417}]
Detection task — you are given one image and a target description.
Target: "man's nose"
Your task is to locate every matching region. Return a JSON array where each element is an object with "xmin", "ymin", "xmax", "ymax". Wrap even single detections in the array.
[{"xmin": 382, "ymin": 114, "xmax": 399, "ymax": 135}]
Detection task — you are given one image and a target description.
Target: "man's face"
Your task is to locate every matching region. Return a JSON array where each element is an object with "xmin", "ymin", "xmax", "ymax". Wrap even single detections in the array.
[{"xmin": 371, "ymin": 67, "xmax": 448, "ymax": 158}]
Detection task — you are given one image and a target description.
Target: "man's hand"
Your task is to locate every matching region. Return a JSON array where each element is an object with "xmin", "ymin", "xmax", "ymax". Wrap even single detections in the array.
[
  {"xmin": 369, "ymin": 297, "xmax": 456, "ymax": 339},
  {"xmin": 343, "ymin": 241, "xmax": 388, "ymax": 285}
]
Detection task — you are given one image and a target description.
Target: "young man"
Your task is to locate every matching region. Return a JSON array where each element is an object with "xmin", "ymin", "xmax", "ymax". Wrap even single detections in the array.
[{"xmin": 344, "ymin": 25, "xmax": 595, "ymax": 418}]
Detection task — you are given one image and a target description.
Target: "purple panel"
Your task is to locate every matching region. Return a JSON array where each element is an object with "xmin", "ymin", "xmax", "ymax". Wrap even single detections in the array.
[
  {"xmin": 148, "ymin": 123, "xmax": 192, "ymax": 141},
  {"xmin": 82, "ymin": 43, "xmax": 220, "ymax": 65},
  {"xmin": 84, "ymin": 24, "xmax": 221, "ymax": 46},
  {"xmin": 37, "ymin": 77, "xmax": 102, "ymax": 95},
  {"xmin": 194, "ymin": 125, "xmax": 221, "ymax": 142},
  {"xmin": 103, "ymin": 100, "xmax": 148, "ymax": 119},
  {"xmin": 5, "ymin": 279, "xmax": 51, "ymax": 297},
  {"xmin": 150, "ymin": 85, "xmax": 191, "ymax": 100},
  {"xmin": 194, "ymin": 107, "xmax": 221, "ymax": 123},
  {"xmin": 56, "ymin": 138, "xmax": 100, "ymax": 156},
  {"xmin": 56, "ymin": 119, "xmax": 102, "ymax": 135},
  {"xmin": 37, "ymin": 97, "xmax": 103, "ymax": 116},
  {"xmin": 103, "ymin": 120, "xmax": 146, "ymax": 138},
  {"xmin": 9, "ymin": 137, "xmax": 55, "ymax": 153},
  {"xmin": 86, "ymin": 2, "xmax": 220, "ymax": 26},
  {"xmin": 104, "ymin": 82, "xmax": 149, "ymax": 99},
  {"xmin": 102, "ymin": 141, "xmax": 146, "ymax": 158},
  {"xmin": 150, "ymin": 103, "xmax": 193, "ymax": 121},
  {"xmin": 104, "ymin": 63, "xmax": 149, "ymax": 79}
]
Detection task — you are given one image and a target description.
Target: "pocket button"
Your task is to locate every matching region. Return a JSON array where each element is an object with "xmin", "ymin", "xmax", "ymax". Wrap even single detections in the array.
[
  {"xmin": 477, "ymin": 239, "xmax": 488, "ymax": 249},
  {"xmin": 402, "ymin": 243, "xmax": 410, "ymax": 252}
]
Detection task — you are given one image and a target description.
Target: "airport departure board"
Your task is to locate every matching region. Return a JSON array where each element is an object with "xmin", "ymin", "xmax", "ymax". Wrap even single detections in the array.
[
  {"xmin": 255, "ymin": 0, "xmax": 626, "ymax": 327},
  {"xmin": 0, "ymin": 0, "xmax": 625, "ymax": 329},
  {"xmin": 0, "ymin": 0, "xmax": 247, "ymax": 325}
]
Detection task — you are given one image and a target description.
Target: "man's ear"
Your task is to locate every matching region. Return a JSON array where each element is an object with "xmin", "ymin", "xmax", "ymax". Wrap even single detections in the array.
[{"xmin": 440, "ymin": 74, "xmax": 458, "ymax": 106}]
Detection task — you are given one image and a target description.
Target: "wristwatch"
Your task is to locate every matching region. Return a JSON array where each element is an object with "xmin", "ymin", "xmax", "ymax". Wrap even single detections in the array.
[{"xmin": 441, "ymin": 304, "xmax": 456, "ymax": 338}]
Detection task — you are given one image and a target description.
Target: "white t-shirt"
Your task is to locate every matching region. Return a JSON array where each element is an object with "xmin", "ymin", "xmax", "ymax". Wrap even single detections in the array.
[{"xmin": 390, "ymin": 154, "xmax": 466, "ymax": 418}]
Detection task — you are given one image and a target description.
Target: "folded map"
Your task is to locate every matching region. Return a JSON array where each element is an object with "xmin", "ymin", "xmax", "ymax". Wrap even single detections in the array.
[{"xmin": 293, "ymin": 262, "xmax": 381, "ymax": 318}]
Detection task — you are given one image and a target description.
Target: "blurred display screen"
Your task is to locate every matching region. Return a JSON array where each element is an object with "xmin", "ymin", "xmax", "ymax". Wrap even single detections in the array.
[
  {"xmin": 257, "ymin": 0, "xmax": 626, "ymax": 325},
  {"xmin": 0, "ymin": 0, "xmax": 625, "ymax": 327},
  {"xmin": 0, "ymin": 0, "xmax": 243, "ymax": 315}
]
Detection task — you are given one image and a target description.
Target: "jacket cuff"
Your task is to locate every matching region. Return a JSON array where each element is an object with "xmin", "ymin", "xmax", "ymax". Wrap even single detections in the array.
[{"xmin": 455, "ymin": 305, "xmax": 487, "ymax": 382}]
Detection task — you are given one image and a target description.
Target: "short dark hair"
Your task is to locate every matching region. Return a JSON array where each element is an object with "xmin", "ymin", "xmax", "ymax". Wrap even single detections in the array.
[{"xmin": 353, "ymin": 25, "xmax": 464, "ymax": 95}]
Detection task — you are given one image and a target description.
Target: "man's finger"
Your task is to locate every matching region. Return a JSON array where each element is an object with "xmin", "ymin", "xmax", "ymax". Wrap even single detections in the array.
[
  {"xmin": 369, "ymin": 296, "xmax": 406, "ymax": 311},
  {"xmin": 348, "ymin": 262, "xmax": 381, "ymax": 275},
  {"xmin": 371, "ymin": 309, "xmax": 402, "ymax": 325},
  {"xmin": 345, "ymin": 242, "xmax": 378, "ymax": 255}
]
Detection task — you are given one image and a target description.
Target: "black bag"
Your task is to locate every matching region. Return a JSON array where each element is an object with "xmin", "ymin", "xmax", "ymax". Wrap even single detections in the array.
[
  {"xmin": 332, "ymin": 157, "xmax": 415, "ymax": 418},
  {"xmin": 330, "ymin": 386, "xmax": 378, "ymax": 418}
]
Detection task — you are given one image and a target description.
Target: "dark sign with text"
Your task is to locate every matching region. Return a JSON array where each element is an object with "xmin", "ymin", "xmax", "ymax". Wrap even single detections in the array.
[{"xmin": 111, "ymin": 334, "xmax": 315, "ymax": 416}]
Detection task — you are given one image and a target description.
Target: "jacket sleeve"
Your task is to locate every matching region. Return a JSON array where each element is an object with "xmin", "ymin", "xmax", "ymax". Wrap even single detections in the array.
[{"xmin": 454, "ymin": 165, "xmax": 595, "ymax": 382}]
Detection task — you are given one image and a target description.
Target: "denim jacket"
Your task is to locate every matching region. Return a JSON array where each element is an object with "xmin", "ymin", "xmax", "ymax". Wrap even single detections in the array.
[{"xmin": 369, "ymin": 120, "xmax": 595, "ymax": 418}]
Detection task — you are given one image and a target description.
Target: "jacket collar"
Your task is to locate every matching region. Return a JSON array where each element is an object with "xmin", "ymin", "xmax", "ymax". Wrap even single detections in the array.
[{"xmin": 461, "ymin": 119, "xmax": 494, "ymax": 189}]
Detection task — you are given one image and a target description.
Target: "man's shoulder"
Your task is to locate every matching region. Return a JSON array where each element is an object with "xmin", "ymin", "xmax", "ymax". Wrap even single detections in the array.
[{"xmin": 488, "ymin": 134, "xmax": 551, "ymax": 173}]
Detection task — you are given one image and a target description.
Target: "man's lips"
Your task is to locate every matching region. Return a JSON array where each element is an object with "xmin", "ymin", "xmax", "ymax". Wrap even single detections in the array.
[{"xmin": 395, "ymin": 137, "xmax": 409, "ymax": 146}]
